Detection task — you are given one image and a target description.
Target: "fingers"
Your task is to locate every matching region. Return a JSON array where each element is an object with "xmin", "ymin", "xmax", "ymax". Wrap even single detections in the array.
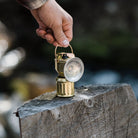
[
  {"xmin": 36, "ymin": 28, "xmax": 46, "ymax": 39},
  {"xmin": 63, "ymin": 24, "xmax": 73, "ymax": 42},
  {"xmin": 36, "ymin": 28, "xmax": 59, "ymax": 46},
  {"xmin": 45, "ymin": 33, "xmax": 55, "ymax": 44},
  {"xmin": 63, "ymin": 16, "xmax": 73, "ymax": 42},
  {"xmin": 52, "ymin": 24, "xmax": 69, "ymax": 47},
  {"xmin": 36, "ymin": 27, "xmax": 71, "ymax": 47},
  {"xmin": 36, "ymin": 28, "xmax": 55, "ymax": 43},
  {"xmin": 53, "ymin": 42, "xmax": 58, "ymax": 47}
]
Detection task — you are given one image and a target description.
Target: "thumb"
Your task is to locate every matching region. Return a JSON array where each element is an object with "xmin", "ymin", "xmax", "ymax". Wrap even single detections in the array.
[{"xmin": 53, "ymin": 25, "xmax": 69, "ymax": 47}]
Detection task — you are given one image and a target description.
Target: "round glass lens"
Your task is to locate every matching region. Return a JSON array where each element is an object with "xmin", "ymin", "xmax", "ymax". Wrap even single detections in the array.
[{"xmin": 64, "ymin": 57, "xmax": 84, "ymax": 82}]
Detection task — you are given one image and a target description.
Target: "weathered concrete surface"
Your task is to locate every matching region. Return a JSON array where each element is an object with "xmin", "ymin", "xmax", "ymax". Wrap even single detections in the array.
[{"xmin": 17, "ymin": 84, "xmax": 138, "ymax": 138}]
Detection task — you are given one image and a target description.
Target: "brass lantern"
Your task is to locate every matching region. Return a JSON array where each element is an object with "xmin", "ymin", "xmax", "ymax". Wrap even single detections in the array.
[{"xmin": 55, "ymin": 45, "xmax": 84, "ymax": 97}]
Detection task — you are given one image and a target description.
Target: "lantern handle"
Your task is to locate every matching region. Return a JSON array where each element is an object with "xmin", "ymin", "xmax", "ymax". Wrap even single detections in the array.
[{"xmin": 55, "ymin": 44, "xmax": 74, "ymax": 57}]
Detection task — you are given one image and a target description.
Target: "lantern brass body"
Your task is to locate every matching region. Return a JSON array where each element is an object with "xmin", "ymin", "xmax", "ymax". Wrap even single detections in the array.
[
  {"xmin": 55, "ymin": 50, "xmax": 75, "ymax": 97},
  {"xmin": 56, "ymin": 77, "xmax": 74, "ymax": 97}
]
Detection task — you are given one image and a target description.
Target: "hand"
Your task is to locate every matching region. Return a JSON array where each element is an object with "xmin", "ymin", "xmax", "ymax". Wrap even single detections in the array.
[{"xmin": 30, "ymin": 0, "xmax": 73, "ymax": 47}]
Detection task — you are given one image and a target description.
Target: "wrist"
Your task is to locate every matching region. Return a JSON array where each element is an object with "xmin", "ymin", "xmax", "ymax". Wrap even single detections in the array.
[
  {"xmin": 18, "ymin": 0, "xmax": 48, "ymax": 10},
  {"xmin": 36, "ymin": 0, "xmax": 56, "ymax": 11},
  {"xmin": 31, "ymin": 0, "xmax": 48, "ymax": 10}
]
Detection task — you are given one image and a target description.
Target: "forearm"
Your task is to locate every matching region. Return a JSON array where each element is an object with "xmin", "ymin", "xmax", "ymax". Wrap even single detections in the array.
[{"xmin": 17, "ymin": 0, "xmax": 47, "ymax": 10}]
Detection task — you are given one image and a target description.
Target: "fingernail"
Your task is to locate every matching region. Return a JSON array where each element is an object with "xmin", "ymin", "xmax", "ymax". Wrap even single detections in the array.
[{"xmin": 62, "ymin": 40, "xmax": 69, "ymax": 46}]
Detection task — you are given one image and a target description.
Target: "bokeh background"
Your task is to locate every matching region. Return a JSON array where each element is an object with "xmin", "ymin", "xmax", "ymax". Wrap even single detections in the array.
[{"xmin": 0, "ymin": 0, "xmax": 138, "ymax": 137}]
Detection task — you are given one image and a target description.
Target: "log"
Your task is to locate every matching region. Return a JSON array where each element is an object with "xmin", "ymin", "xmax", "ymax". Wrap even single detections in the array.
[{"xmin": 17, "ymin": 84, "xmax": 138, "ymax": 138}]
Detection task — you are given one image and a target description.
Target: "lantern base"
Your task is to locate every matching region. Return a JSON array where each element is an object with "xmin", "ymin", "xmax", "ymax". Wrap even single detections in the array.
[{"xmin": 56, "ymin": 77, "xmax": 74, "ymax": 97}]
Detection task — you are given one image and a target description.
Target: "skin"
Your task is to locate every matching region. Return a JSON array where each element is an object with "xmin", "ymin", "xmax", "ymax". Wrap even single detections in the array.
[{"xmin": 30, "ymin": 0, "xmax": 73, "ymax": 47}]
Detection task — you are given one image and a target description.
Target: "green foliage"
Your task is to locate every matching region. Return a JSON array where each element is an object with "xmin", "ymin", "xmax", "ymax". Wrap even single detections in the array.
[{"xmin": 72, "ymin": 36, "xmax": 110, "ymax": 58}]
